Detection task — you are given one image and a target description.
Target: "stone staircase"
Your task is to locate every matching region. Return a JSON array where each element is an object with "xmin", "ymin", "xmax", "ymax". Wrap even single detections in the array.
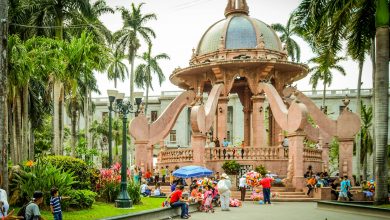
[{"xmin": 158, "ymin": 186, "xmax": 316, "ymax": 202}]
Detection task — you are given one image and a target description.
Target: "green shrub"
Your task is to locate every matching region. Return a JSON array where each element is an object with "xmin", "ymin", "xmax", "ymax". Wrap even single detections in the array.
[
  {"xmin": 9, "ymin": 159, "xmax": 75, "ymax": 208},
  {"xmin": 44, "ymin": 156, "xmax": 95, "ymax": 190},
  {"xmin": 128, "ymin": 181, "xmax": 141, "ymax": 205},
  {"xmin": 99, "ymin": 181, "xmax": 120, "ymax": 203},
  {"xmin": 255, "ymin": 165, "xmax": 267, "ymax": 176},
  {"xmin": 62, "ymin": 190, "xmax": 97, "ymax": 210},
  {"xmin": 222, "ymin": 160, "xmax": 241, "ymax": 175}
]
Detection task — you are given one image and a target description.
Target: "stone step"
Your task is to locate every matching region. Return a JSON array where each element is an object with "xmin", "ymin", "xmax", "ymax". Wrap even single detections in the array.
[{"xmin": 278, "ymin": 192, "xmax": 306, "ymax": 195}]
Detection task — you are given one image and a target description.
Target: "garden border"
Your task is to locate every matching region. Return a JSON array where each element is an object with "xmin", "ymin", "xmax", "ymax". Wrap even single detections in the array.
[{"xmin": 98, "ymin": 203, "xmax": 198, "ymax": 220}]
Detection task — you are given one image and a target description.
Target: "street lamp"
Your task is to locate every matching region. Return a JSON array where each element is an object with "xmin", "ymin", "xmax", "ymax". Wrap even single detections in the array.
[
  {"xmin": 107, "ymin": 89, "xmax": 118, "ymax": 168},
  {"xmin": 112, "ymin": 92, "xmax": 141, "ymax": 208}
]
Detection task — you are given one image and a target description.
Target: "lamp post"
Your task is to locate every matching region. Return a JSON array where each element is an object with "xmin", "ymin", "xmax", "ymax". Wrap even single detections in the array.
[
  {"xmin": 113, "ymin": 92, "xmax": 141, "ymax": 208},
  {"xmin": 107, "ymin": 90, "xmax": 118, "ymax": 168}
]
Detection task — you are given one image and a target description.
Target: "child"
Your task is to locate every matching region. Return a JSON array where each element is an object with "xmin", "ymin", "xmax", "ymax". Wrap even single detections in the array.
[
  {"xmin": 50, "ymin": 188, "xmax": 70, "ymax": 220},
  {"xmin": 141, "ymin": 181, "xmax": 151, "ymax": 197},
  {"xmin": 202, "ymin": 185, "xmax": 214, "ymax": 213},
  {"xmin": 154, "ymin": 183, "xmax": 166, "ymax": 196}
]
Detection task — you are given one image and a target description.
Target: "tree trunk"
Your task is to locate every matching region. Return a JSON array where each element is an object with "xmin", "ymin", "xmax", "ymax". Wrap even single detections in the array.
[
  {"xmin": 29, "ymin": 123, "xmax": 34, "ymax": 160},
  {"xmin": 22, "ymin": 84, "xmax": 29, "ymax": 160},
  {"xmin": 355, "ymin": 60, "xmax": 363, "ymax": 184},
  {"xmin": 15, "ymin": 91, "xmax": 22, "ymax": 163},
  {"xmin": 145, "ymin": 85, "xmax": 149, "ymax": 115},
  {"xmin": 129, "ymin": 52, "xmax": 135, "ymax": 105},
  {"xmin": 71, "ymin": 99, "xmax": 78, "ymax": 157},
  {"xmin": 374, "ymin": 0, "xmax": 389, "ymax": 203},
  {"xmin": 53, "ymin": 81, "xmax": 62, "ymax": 155},
  {"xmin": 84, "ymin": 88, "xmax": 89, "ymax": 150},
  {"xmin": 371, "ymin": 39, "xmax": 376, "ymax": 180},
  {"xmin": 114, "ymin": 78, "xmax": 117, "ymax": 89},
  {"xmin": 0, "ymin": 0, "xmax": 8, "ymax": 190},
  {"xmin": 322, "ymin": 81, "xmax": 326, "ymax": 114},
  {"xmin": 362, "ymin": 153, "xmax": 368, "ymax": 181}
]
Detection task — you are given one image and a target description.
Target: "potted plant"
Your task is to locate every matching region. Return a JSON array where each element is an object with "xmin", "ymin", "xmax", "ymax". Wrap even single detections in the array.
[{"xmin": 222, "ymin": 160, "xmax": 241, "ymax": 188}]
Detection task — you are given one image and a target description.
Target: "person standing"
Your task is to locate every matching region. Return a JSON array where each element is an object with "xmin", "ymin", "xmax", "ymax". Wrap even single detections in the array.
[
  {"xmin": 25, "ymin": 191, "xmax": 45, "ymax": 220},
  {"xmin": 215, "ymin": 138, "xmax": 220, "ymax": 148},
  {"xmin": 50, "ymin": 188, "xmax": 70, "ymax": 220},
  {"xmin": 161, "ymin": 166, "xmax": 167, "ymax": 183},
  {"xmin": 338, "ymin": 176, "xmax": 352, "ymax": 201},
  {"xmin": 260, "ymin": 174, "xmax": 273, "ymax": 204},
  {"xmin": 217, "ymin": 173, "xmax": 232, "ymax": 211},
  {"xmin": 223, "ymin": 138, "xmax": 229, "ymax": 147},
  {"xmin": 154, "ymin": 168, "xmax": 160, "ymax": 183},
  {"xmin": 239, "ymin": 175, "xmax": 247, "ymax": 201}
]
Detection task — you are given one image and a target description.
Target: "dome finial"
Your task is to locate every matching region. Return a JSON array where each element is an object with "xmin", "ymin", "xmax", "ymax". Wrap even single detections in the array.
[{"xmin": 225, "ymin": 0, "xmax": 249, "ymax": 17}]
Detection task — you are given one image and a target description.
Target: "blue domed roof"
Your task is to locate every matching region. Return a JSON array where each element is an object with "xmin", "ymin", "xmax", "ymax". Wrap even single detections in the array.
[{"xmin": 197, "ymin": 15, "xmax": 282, "ymax": 55}]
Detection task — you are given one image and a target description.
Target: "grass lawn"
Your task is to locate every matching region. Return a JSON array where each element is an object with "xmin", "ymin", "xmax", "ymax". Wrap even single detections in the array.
[
  {"xmin": 377, "ymin": 204, "xmax": 390, "ymax": 209},
  {"xmin": 38, "ymin": 197, "xmax": 165, "ymax": 220}
]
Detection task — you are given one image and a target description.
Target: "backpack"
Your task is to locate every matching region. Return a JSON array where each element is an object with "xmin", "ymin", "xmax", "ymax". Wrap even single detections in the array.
[{"xmin": 17, "ymin": 201, "xmax": 32, "ymax": 219}]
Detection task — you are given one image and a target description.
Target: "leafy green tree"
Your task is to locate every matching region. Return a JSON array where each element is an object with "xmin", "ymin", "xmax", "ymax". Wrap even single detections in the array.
[
  {"xmin": 135, "ymin": 43, "xmax": 169, "ymax": 113},
  {"xmin": 114, "ymin": 3, "xmax": 156, "ymax": 103},
  {"xmin": 271, "ymin": 15, "xmax": 301, "ymax": 62}
]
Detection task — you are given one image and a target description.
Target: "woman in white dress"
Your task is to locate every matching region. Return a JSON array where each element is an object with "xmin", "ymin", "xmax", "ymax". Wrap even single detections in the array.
[{"xmin": 217, "ymin": 173, "xmax": 232, "ymax": 211}]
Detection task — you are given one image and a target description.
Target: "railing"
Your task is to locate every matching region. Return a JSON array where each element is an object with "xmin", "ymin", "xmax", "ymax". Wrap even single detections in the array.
[
  {"xmin": 303, "ymin": 148, "xmax": 322, "ymax": 161},
  {"xmin": 204, "ymin": 146, "xmax": 288, "ymax": 161},
  {"xmin": 158, "ymin": 147, "xmax": 322, "ymax": 164},
  {"xmin": 159, "ymin": 148, "xmax": 193, "ymax": 163}
]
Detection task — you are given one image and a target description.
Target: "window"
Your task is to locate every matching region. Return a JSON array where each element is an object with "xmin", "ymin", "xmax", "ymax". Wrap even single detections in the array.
[
  {"xmin": 102, "ymin": 112, "xmax": 108, "ymax": 119},
  {"xmin": 151, "ymin": 111, "xmax": 158, "ymax": 122},
  {"xmin": 170, "ymin": 130, "xmax": 177, "ymax": 143},
  {"xmin": 227, "ymin": 106, "xmax": 233, "ymax": 123},
  {"xmin": 227, "ymin": 131, "xmax": 231, "ymax": 142}
]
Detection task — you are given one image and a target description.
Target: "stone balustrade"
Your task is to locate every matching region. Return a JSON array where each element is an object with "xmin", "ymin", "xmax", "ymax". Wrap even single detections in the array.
[
  {"xmin": 204, "ymin": 146, "xmax": 288, "ymax": 161},
  {"xmin": 158, "ymin": 147, "xmax": 322, "ymax": 164},
  {"xmin": 159, "ymin": 148, "xmax": 193, "ymax": 163},
  {"xmin": 303, "ymin": 147, "xmax": 322, "ymax": 161}
]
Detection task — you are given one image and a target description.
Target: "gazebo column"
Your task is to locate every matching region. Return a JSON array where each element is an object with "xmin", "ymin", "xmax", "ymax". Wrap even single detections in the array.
[
  {"xmin": 339, "ymin": 138, "xmax": 354, "ymax": 184},
  {"xmin": 238, "ymin": 88, "xmax": 252, "ymax": 146},
  {"xmin": 146, "ymin": 145, "xmax": 153, "ymax": 171},
  {"xmin": 288, "ymin": 131, "xmax": 305, "ymax": 190},
  {"xmin": 251, "ymin": 94, "xmax": 266, "ymax": 147},
  {"xmin": 191, "ymin": 132, "xmax": 206, "ymax": 165},
  {"xmin": 217, "ymin": 97, "xmax": 229, "ymax": 141}
]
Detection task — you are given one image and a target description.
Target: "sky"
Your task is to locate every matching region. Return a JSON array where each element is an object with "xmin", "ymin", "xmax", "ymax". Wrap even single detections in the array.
[{"xmin": 94, "ymin": 0, "xmax": 374, "ymax": 98}]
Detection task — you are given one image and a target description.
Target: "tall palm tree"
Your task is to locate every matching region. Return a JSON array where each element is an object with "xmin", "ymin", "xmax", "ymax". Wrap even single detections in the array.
[
  {"xmin": 346, "ymin": 0, "xmax": 375, "ymax": 182},
  {"xmin": 134, "ymin": 43, "xmax": 169, "ymax": 113},
  {"xmin": 308, "ymin": 52, "xmax": 346, "ymax": 110},
  {"xmin": 114, "ymin": 3, "xmax": 156, "ymax": 104},
  {"xmin": 107, "ymin": 47, "xmax": 128, "ymax": 88},
  {"xmin": 360, "ymin": 103, "xmax": 373, "ymax": 181},
  {"xmin": 271, "ymin": 15, "xmax": 301, "ymax": 62},
  {"xmin": 63, "ymin": 32, "xmax": 109, "ymax": 156},
  {"xmin": 374, "ymin": 0, "xmax": 389, "ymax": 204}
]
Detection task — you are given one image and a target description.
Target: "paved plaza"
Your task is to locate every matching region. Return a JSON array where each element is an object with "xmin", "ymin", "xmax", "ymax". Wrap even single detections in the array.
[{"xmin": 179, "ymin": 202, "xmax": 385, "ymax": 220}]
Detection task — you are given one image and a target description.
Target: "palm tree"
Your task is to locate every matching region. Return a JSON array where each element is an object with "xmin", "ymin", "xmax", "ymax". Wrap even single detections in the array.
[
  {"xmin": 271, "ymin": 15, "xmax": 301, "ymax": 62},
  {"xmin": 308, "ymin": 52, "xmax": 346, "ymax": 110},
  {"xmin": 374, "ymin": 0, "xmax": 389, "ymax": 204},
  {"xmin": 134, "ymin": 43, "xmax": 170, "ymax": 113},
  {"xmin": 63, "ymin": 32, "xmax": 109, "ymax": 156},
  {"xmin": 346, "ymin": 0, "xmax": 375, "ymax": 182},
  {"xmin": 360, "ymin": 103, "xmax": 373, "ymax": 181},
  {"xmin": 114, "ymin": 3, "xmax": 156, "ymax": 104},
  {"xmin": 107, "ymin": 47, "xmax": 128, "ymax": 88}
]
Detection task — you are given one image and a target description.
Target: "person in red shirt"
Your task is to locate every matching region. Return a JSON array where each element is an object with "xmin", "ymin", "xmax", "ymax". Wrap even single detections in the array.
[
  {"xmin": 166, "ymin": 185, "xmax": 190, "ymax": 219},
  {"xmin": 145, "ymin": 170, "xmax": 152, "ymax": 183},
  {"xmin": 260, "ymin": 174, "xmax": 273, "ymax": 204}
]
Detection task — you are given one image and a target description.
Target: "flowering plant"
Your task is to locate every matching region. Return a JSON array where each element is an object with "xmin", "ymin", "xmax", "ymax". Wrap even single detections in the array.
[{"xmin": 97, "ymin": 163, "xmax": 132, "ymax": 202}]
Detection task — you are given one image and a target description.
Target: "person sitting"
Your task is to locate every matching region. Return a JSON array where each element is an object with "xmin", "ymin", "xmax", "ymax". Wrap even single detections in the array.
[
  {"xmin": 154, "ymin": 183, "xmax": 166, "ymax": 197},
  {"xmin": 140, "ymin": 181, "xmax": 151, "ymax": 197},
  {"xmin": 330, "ymin": 178, "xmax": 340, "ymax": 200},
  {"xmin": 306, "ymin": 176, "xmax": 317, "ymax": 197},
  {"xmin": 166, "ymin": 185, "xmax": 190, "ymax": 219},
  {"xmin": 362, "ymin": 181, "xmax": 373, "ymax": 200},
  {"xmin": 25, "ymin": 191, "xmax": 45, "ymax": 220},
  {"xmin": 0, "ymin": 187, "xmax": 9, "ymax": 218}
]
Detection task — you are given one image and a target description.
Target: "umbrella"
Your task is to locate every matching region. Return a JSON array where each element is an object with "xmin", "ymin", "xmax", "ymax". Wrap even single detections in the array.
[{"xmin": 172, "ymin": 166, "xmax": 213, "ymax": 178}]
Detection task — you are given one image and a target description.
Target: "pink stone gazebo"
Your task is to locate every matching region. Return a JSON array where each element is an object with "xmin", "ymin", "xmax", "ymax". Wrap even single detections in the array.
[{"xmin": 129, "ymin": 0, "xmax": 361, "ymax": 191}]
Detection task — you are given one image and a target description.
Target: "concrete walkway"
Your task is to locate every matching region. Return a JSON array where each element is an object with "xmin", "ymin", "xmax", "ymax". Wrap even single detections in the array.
[{"xmin": 178, "ymin": 202, "xmax": 385, "ymax": 220}]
